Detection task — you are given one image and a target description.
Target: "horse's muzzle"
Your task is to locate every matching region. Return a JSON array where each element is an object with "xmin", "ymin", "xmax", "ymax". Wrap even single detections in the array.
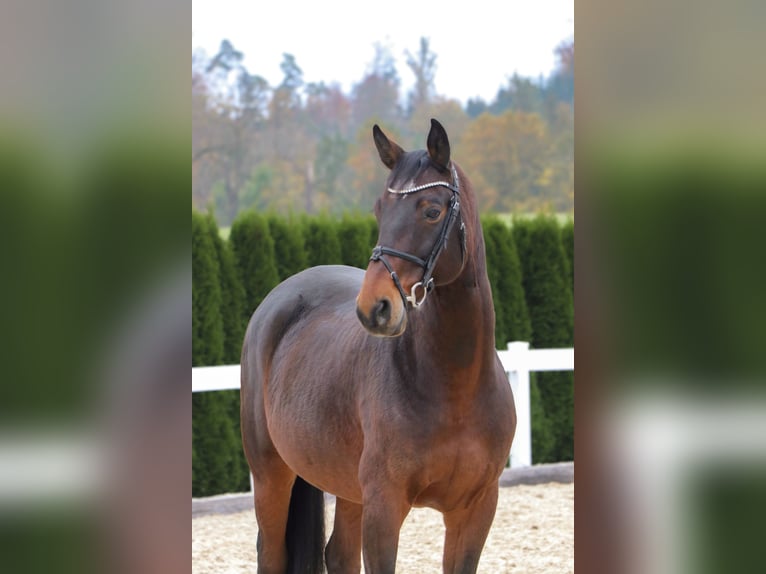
[
  {"xmin": 356, "ymin": 259, "xmax": 409, "ymax": 337},
  {"xmin": 355, "ymin": 295, "xmax": 406, "ymax": 337}
]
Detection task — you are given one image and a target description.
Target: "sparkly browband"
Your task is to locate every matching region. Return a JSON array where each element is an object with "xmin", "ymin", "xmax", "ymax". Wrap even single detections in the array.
[{"xmin": 387, "ymin": 165, "xmax": 460, "ymax": 195}]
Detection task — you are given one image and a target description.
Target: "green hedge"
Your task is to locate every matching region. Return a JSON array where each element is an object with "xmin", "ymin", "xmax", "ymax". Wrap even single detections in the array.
[
  {"xmin": 230, "ymin": 211, "xmax": 280, "ymax": 322},
  {"xmin": 192, "ymin": 210, "xmax": 574, "ymax": 495},
  {"xmin": 302, "ymin": 214, "xmax": 342, "ymax": 267},
  {"xmin": 192, "ymin": 212, "xmax": 249, "ymax": 496},
  {"xmin": 513, "ymin": 215, "xmax": 574, "ymax": 463},
  {"xmin": 267, "ymin": 214, "xmax": 307, "ymax": 281},
  {"xmin": 561, "ymin": 218, "xmax": 574, "ymax": 296},
  {"xmin": 482, "ymin": 216, "xmax": 532, "ymax": 347}
]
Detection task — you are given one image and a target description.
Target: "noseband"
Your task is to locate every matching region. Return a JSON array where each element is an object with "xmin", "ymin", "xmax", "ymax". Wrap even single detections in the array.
[{"xmin": 370, "ymin": 164, "xmax": 466, "ymax": 309}]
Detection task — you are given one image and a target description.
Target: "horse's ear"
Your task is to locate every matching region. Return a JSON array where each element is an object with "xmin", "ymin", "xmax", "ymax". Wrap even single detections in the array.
[
  {"xmin": 373, "ymin": 124, "xmax": 404, "ymax": 170},
  {"xmin": 427, "ymin": 118, "xmax": 450, "ymax": 170}
]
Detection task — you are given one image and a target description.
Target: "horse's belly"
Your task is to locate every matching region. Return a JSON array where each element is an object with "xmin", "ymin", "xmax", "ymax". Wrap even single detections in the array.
[
  {"xmin": 265, "ymin": 365, "xmax": 365, "ymax": 502},
  {"xmin": 269, "ymin": 417, "xmax": 364, "ymax": 502}
]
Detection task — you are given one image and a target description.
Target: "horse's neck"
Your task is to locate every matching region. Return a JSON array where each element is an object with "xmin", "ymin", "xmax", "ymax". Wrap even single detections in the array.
[{"xmin": 407, "ymin": 251, "xmax": 497, "ymax": 392}]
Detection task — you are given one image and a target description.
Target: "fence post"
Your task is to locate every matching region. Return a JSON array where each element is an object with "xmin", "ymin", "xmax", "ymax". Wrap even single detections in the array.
[{"xmin": 506, "ymin": 341, "xmax": 532, "ymax": 467}]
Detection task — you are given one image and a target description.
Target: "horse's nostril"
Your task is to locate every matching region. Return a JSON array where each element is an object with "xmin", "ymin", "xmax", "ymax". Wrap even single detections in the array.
[{"xmin": 373, "ymin": 298, "xmax": 391, "ymax": 326}]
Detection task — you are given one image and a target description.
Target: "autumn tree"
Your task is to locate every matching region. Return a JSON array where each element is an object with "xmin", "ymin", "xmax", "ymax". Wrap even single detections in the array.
[
  {"xmin": 191, "ymin": 37, "xmax": 573, "ymax": 219},
  {"xmin": 351, "ymin": 42, "xmax": 403, "ymax": 130},
  {"xmin": 459, "ymin": 110, "xmax": 552, "ymax": 212},
  {"xmin": 547, "ymin": 39, "xmax": 574, "ymax": 106},
  {"xmin": 193, "ymin": 40, "xmax": 271, "ymax": 223},
  {"xmin": 406, "ymin": 99, "xmax": 469, "ymax": 152},
  {"xmin": 346, "ymin": 119, "xmax": 393, "ymax": 209},
  {"xmin": 546, "ymin": 102, "xmax": 574, "ymax": 211},
  {"xmin": 491, "ymin": 73, "xmax": 547, "ymax": 116},
  {"xmin": 306, "ymin": 82, "xmax": 352, "ymax": 137},
  {"xmin": 405, "ymin": 37, "xmax": 438, "ymax": 116},
  {"xmin": 261, "ymin": 53, "xmax": 319, "ymax": 213}
]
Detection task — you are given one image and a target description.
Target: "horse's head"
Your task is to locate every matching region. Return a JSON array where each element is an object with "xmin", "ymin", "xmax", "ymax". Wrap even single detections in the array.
[{"xmin": 356, "ymin": 119, "xmax": 467, "ymax": 337}]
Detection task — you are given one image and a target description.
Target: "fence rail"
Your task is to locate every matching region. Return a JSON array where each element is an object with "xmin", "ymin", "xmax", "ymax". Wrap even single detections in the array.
[{"xmin": 192, "ymin": 341, "xmax": 574, "ymax": 468}]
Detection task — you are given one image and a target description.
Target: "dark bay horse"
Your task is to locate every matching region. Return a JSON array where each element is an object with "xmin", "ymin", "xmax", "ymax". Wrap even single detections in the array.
[{"xmin": 241, "ymin": 119, "xmax": 516, "ymax": 574}]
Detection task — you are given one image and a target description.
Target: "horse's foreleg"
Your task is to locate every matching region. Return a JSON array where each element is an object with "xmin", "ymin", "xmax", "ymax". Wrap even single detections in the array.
[
  {"xmin": 360, "ymin": 487, "xmax": 410, "ymax": 574},
  {"xmin": 441, "ymin": 485, "xmax": 499, "ymax": 574},
  {"xmin": 325, "ymin": 497, "xmax": 362, "ymax": 573}
]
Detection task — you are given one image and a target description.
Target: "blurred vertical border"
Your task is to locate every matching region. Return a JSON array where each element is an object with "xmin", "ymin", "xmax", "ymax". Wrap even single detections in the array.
[
  {"xmin": 576, "ymin": 1, "xmax": 766, "ymax": 573},
  {"xmin": 0, "ymin": 1, "xmax": 189, "ymax": 573}
]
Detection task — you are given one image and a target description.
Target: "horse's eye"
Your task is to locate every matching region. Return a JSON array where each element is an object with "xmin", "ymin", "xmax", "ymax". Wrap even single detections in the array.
[{"xmin": 424, "ymin": 207, "xmax": 442, "ymax": 221}]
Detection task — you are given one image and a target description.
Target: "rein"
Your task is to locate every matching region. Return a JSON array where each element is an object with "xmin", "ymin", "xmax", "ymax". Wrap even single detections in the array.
[{"xmin": 370, "ymin": 164, "xmax": 466, "ymax": 309}]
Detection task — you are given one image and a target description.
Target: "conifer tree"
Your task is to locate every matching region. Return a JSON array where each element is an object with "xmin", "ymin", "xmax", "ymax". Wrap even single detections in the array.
[
  {"xmin": 205, "ymin": 213, "xmax": 246, "ymax": 364},
  {"xmin": 192, "ymin": 391, "xmax": 245, "ymax": 496},
  {"xmin": 230, "ymin": 210, "xmax": 280, "ymax": 322},
  {"xmin": 529, "ymin": 372, "xmax": 556, "ymax": 465},
  {"xmin": 482, "ymin": 217, "xmax": 532, "ymax": 348},
  {"xmin": 267, "ymin": 213, "xmax": 307, "ymax": 280},
  {"xmin": 338, "ymin": 214, "xmax": 374, "ymax": 269},
  {"xmin": 205, "ymin": 213, "xmax": 251, "ymax": 491},
  {"xmin": 192, "ymin": 211, "xmax": 224, "ymax": 367},
  {"xmin": 482, "ymin": 217, "xmax": 508, "ymax": 345},
  {"xmin": 513, "ymin": 215, "xmax": 574, "ymax": 462},
  {"xmin": 192, "ymin": 210, "xmax": 243, "ymax": 495},
  {"xmin": 368, "ymin": 216, "xmax": 379, "ymax": 252},
  {"xmin": 483, "ymin": 216, "xmax": 551, "ymax": 463},
  {"xmin": 302, "ymin": 215, "xmax": 342, "ymax": 267},
  {"xmin": 561, "ymin": 218, "xmax": 574, "ymax": 295}
]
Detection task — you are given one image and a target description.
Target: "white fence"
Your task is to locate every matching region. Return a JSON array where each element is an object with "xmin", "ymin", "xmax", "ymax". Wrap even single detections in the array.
[{"xmin": 192, "ymin": 341, "xmax": 574, "ymax": 468}]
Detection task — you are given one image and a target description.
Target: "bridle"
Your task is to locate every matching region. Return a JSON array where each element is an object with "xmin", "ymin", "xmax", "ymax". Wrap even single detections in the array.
[{"xmin": 369, "ymin": 163, "xmax": 466, "ymax": 309}]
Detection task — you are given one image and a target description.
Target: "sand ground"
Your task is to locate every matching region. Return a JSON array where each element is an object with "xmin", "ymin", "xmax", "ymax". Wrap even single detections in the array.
[{"xmin": 192, "ymin": 482, "xmax": 573, "ymax": 573}]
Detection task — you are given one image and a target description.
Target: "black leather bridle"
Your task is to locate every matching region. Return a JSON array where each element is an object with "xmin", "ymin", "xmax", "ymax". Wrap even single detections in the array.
[{"xmin": 369, "ymin": 164, "xmax": 466, "ymax": 309}]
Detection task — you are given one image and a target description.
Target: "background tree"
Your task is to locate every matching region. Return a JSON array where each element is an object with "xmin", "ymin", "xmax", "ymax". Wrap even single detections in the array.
[
  {"xmin": 351, "ymin": 42, "xmax": 402, "ymax": 131},
  {"xmin": 302, "ymin": 215, "xmax": 342, "ymax": 267},
  {"xmin": 482, "ymin": 216, "xmax": 532, "ymax": 347},
  {"xmin": 546, "ymin": 39, "xmax": 574, "ymax": 107},
  {"xmin": 314, "ymin": 132, "xmax": 351, "ymax": 211},
  {"xmin": 264, "ymin": 54, "xmax": 317, "ymax": 213},
  {"xmin": 229, "ymin": 211, "xmax": 280, "ymax": 321},
  {"xmin": 407, "ymin": 99, "xmax": 469, "ymax": 152},
  {"xmin": 192, "ymin": 209, "xmax": 245, "ymax": 496},
  {"xmin": 337, "ymin": 213, "xmax": 376, "ymax": 269},
  {"xmin": 192, "ymin": 39, "xmax": 573, "ymax": 226},
  {"xmin": 196, "ymin": 40, "xmax": 271, "ymax": 223},
  {"xmin": 405, "ymin": 37, "xmax": 438, "ymax": 118},
  {"xmin": 346, "ymin": 119, "xmax": 392, "ymax": 208},
  {"xmin": 513, "ymin": 215, "xmax": 574, "ymax": 462},
  {"xmin": 546, "ymin": 102, "xmax": 574, "ymax": 211},
  {"xmin": 465, "ymin": 97, "xmax": 489, "ymax": 119},
  {"xmin": 192, "ymin": 211, "xmax": 224, "ymax": 366},
  {"xmin": 207, "ymin": 211, "xmax": 251, "ymax": 493},
  {"xmin": 561, "ymin": 218, "xmax": 574, "ymax": 295},
  {"xmin": 459, "ymin": 110, "xmax": 552, "ymax": 212},
  {"xmin": 490, "ymin": 73, "xmax": 546, "ymax": 116},
  {"xmin": 267, "ymin": 213, "xmax": 308, "ymax": 280},
  {"xmin": 205, "ymin": 212, "xmax": 246, "ymax": 363}
]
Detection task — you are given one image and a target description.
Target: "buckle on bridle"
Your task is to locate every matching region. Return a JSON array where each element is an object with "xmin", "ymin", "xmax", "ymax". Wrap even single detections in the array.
[{"xmin": 406, "ymin": 278, "xmax": 434, "ymax": 308}]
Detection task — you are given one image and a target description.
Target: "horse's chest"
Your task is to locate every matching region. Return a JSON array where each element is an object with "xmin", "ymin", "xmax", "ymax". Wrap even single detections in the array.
[{"xmin": 408, "ymin": 426, "xmax": 502, "ymax": 510}]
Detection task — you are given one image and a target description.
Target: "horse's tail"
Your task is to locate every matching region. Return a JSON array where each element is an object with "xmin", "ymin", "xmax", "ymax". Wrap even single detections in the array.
[{"xmin": 286, "ymin": 476, "xmax": 326, "ymax": 574}]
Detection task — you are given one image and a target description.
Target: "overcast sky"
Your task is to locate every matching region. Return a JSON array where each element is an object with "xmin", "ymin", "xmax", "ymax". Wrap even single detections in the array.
[{"xmin": 192, "ymin": 0, "xmax": 573, "ymax": 104}]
